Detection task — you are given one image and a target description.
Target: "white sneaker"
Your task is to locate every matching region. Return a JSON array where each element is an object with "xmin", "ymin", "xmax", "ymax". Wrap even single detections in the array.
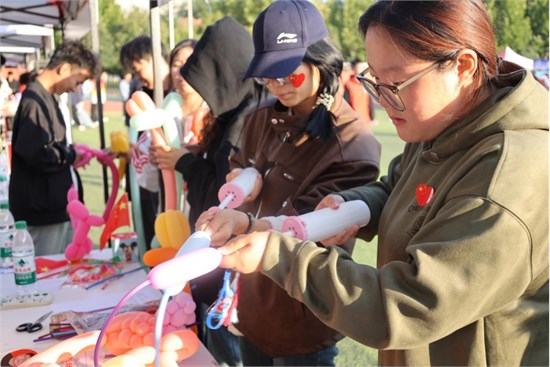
[{"xmin": 78, "ymin": 125, "xmax": 86, "ymax": 131}]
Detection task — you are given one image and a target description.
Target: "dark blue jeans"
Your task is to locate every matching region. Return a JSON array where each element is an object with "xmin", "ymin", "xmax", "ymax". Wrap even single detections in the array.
[
  {"xmin": 198, "ymin": 302, "xmax": 242, "ymax": 366},
  {"xmin": 239, "ymin": 335, "xmax": 338, "ymax": 366},
  {"xmin": 205, "ymin": 326, "xmax": 243, "ymax": 366}
]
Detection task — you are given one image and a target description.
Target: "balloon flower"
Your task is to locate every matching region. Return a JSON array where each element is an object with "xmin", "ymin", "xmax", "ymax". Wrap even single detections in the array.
[
  {"xmin": 126, "ymin": 91, "xmax": 183, "ymax": 211},
  {"xmin": 143, "ymin": 210, "xmax": 191, "ymax": 268}
]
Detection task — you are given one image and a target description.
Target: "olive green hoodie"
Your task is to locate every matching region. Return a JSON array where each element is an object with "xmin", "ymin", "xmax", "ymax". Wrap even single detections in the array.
[{"xmin": 260, "ymin": 69, "xmax": 548, "ymax": 366}]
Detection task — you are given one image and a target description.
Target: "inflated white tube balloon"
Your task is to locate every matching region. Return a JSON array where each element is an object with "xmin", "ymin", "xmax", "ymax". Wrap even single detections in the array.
[
  {"xmin": 218, "ymin": 167, "xmax": 260, "ymax": 209},
  {"xmin": 148, "ymin": 247, "xmax": 222, "ymax": 290},
  {"xmin": 176, "ymin": 230, "xmax": 211, "ymax": 256},
  {"xmin": 281, "ymin": 200, "xmax": 371, "ymax": 242}
]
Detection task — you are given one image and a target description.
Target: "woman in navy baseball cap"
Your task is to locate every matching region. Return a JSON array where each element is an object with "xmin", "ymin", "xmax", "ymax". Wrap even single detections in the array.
[{"xmin": 196, "ymin": 1, "xmax": 381, "ymax": 365}]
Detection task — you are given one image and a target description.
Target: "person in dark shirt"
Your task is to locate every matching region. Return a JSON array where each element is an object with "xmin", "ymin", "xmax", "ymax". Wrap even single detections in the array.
[{"xmin": 9, "ymin": 40, "xmax": 97, "ymax": 255}]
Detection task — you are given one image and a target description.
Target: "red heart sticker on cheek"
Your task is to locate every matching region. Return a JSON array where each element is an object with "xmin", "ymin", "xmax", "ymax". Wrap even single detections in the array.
[
  {"xmin": 416, "ymin": 184, "xmax": 434, "ymax": 207},
  {"xmin": 289, "ymin": 73, "xmax": 305, "ymax": 88}
]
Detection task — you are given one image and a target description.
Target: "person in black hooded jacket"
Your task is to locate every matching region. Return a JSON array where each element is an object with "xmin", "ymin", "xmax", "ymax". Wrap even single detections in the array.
[{"xmin": 150, "ymin": 16, "xmax": 256, "ymax": 366}]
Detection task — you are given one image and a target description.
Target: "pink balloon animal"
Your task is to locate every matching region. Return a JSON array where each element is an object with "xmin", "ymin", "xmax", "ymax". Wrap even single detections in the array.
[
  {"xmin": 65, "ymin": 186, "xmax": 104, "ymax": 260},
  {"xmin": 73, "ymin": 144, "xmax": 119, "ymax": 222},
  {"xmin": 66, "ymin": 145, "xmax": 119, "ymax": 260}
]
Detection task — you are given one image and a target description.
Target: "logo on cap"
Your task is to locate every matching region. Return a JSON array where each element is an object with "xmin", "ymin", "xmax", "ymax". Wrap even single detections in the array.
[{"xmin": 277, "ymin": 32, "xmax": 298, "ymax": 44}]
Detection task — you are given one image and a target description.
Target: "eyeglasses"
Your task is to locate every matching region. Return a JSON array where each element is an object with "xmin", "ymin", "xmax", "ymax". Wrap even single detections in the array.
[
  {"xmin": 254, "ymin": 73, "xmax": 300, "ymax": 87},
  {"xmin": 355, "ymin": 62, "xmax": 440, "ymax": 112}
]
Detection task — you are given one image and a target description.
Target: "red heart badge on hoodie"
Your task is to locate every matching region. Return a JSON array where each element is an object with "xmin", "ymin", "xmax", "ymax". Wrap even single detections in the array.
[{"xmin": 416, "ymin": 184, "xmax": 434, "ymax": 207}]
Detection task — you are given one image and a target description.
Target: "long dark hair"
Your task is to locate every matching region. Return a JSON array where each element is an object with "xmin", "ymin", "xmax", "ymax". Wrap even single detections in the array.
[{"xmin": 168, "ymin": 39, "xmax": 198, "ymax": 91}]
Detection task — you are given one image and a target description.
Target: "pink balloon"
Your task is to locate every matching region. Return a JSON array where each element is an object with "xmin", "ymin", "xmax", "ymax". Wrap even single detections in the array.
[
  {"xmin": 67, "ymin": 185, "xmax": 78, "ymax": 202},
  {"xmin": 170, "ymin": 312, "xmax": 188, "ymax": 328},
  {"xmin": 166, "ymin": 301, "xmax": 179, "ymax": 315},
  {"xmin": 68, "ymin": 201, "xmax": 88, "ymax": 219},
  {"xmin": 65, "ymin": 243, "xmax": 87, "ymax": 260},
  {"xmin": 88, "ymin": 215, "xmax": 105, "ymax": 226},
  {"xmin": 67, "ymin": 144, "xmax": 119, "ymax": 258},
  {"xmin": 82, "ymin": 238, "xmax": 94, "ymax": 252}
]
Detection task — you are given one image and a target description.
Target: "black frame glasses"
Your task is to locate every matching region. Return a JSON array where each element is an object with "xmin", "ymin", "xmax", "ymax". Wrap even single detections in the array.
[{"xmin": 355, "ymin": 62, "xmax": 440, "ymax": 112}]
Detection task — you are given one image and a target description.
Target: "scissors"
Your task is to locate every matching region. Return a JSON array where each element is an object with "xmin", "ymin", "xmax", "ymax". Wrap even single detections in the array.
[{"xmin": 16, "ymin": 310, "xmax": 53, "ymax": 333}]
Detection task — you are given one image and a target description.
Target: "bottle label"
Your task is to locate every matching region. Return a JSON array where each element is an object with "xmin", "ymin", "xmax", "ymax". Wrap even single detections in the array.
[
  {"xmin": 14, "ymin": 271, "xmax": 37, "ymax": 285},
  {"xmin": 0, "ymin": 230, "xmax": 14, "ymax": 266},
  {"xmin": 0, "ymin": 246, "xmax": 12, "ymax": 258},
  {"xmin": 14, "ymin": 256, "xmax": 37, "ymax": 285}
]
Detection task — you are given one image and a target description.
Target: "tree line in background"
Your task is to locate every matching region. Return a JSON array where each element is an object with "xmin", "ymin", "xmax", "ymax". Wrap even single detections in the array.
[{"xmin": 82, "ymin": 0, "xmax": 549, "ymax": 75}]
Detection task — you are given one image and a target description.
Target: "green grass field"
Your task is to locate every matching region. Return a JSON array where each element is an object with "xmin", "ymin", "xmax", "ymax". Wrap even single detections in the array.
[{"xmin": 73, "ymin": 105, "xmax": 404, "ymax": 366}]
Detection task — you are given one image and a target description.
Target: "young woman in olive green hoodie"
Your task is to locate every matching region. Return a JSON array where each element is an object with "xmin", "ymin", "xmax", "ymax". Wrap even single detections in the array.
[{"xmin": 212, "ymin": 1, "xmax": 549, "ymax": 366}]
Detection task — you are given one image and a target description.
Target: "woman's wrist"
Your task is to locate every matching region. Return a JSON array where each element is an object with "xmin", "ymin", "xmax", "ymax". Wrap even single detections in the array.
[{"xmin": 243, "ymin": 212, "xmax": 255, "ymax": 234}]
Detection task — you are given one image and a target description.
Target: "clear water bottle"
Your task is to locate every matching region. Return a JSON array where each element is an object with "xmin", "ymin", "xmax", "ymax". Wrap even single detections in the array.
[
  {"xmin": 12, "ymin": 221, "xmax": 37, "ymax": 295},
  {"xmin": 0, "ymin": 202, "xmax": 15, "ymax": 273},
  {"xmin": 0, "ymin": 175, "xmax": 9, "ymax": 203}
]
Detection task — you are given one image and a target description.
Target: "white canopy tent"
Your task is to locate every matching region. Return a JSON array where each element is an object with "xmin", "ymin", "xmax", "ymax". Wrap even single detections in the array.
[
  {"xmin": 0, "ymin": 46, "xmax": 38, "ymax": 66},
  {"xmin": 499, "ymin": 46, "xmax": 534, "ymax": 71},
  {"xmin": 0, "ymin": 24, "xmax": 54, "ymax": 67},
  {"xmin": 0, "ymin": 24, "xmax": 54, "ymax": 48},
  {"xmin": 0, "ymin": 0, "xmax": 90, "ymax": 40}
]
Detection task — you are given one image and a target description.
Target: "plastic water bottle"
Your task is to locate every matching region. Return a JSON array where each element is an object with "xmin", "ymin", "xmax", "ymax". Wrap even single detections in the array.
[
  {"xmin": 12, "ymin": 221, "xmax": 37, "ymax": 295},
  {"xmin": 0, "ymin": 175, "xmax": 9, "ymax": 203},
  {"xmin": 0, "ymin": 202, "xmax": 15, "ymax": 273}
]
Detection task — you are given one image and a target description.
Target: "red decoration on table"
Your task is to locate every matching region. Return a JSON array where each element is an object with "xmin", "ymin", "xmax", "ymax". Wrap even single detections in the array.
[
  {"xmin": 416, "ymin": 183, "xmax": 434, "ymax": 207},
  {"xmin": 99, "ymin": 194, "xmax": 131, "ymax": 250},
  {"xmin": 35, "ymin": 258, "xmax": 70, "ymax": 275}
]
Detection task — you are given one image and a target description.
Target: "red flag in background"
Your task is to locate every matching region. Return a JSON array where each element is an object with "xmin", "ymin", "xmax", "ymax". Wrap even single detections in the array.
[{"xmin": 100, "ymin": 194, "xmax": 131, "ymax": 250}]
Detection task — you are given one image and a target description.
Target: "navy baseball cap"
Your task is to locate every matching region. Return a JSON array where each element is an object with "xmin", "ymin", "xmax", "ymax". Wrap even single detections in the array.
[{"xmin": 244, "ymin": 0, "xmax": 328, "ymax": 79}]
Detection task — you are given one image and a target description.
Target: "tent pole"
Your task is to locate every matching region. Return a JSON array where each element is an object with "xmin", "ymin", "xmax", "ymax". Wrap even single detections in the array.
[
  {"xmin": 89, "ymin": 0, "xmax": 109, "ymax": 206},
  {"xmin": 188, "ymin": 0, "xmax": 194, "ymax": 39},
  {"xmin": 168, "ymin": 0, "xmax": 175, "ymax": 51},
  {"xmin": 150, "ymin": 0, "xmax": 163, "ymax": 107}
]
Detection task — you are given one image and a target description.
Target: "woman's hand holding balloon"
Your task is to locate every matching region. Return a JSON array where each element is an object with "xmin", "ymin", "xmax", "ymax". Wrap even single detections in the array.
[
  {"xmin": 217, "ymin": 231, "xmax": 271, "ymax": 274},
  {"xmin": 315, "ymin": 194, "xmax": 360, "ymax": 246},
  {"xmin": 226, "ymin": 168, "xmax": 263, "ymax": 203},
  {"xmin": 151, "ymin": 145, "xmax": 188, "ymax": 170},
  {"xmin": 196, "ymin": 207, "xmax": 249, "ymax": 246}
]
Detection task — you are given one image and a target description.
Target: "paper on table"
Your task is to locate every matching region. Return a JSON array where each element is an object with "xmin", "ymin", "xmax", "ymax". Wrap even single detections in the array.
[{"xmin": 50, "ymin": 285, "xmax": 162, "ymax": 313}]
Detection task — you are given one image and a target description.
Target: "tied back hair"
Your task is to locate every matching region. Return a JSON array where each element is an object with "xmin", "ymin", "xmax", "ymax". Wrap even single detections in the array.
[
  {"xmin": 358, "ymin": 0, "xmax": 513, "ymax": 115},
  {"xmin": 302, "ymin": 37, "xmax": 343, "ymax": 141}
]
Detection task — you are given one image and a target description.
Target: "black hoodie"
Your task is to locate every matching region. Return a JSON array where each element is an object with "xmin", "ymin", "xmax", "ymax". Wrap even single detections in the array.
[{"xmin": 176, "ymin": 16, "xmax": 256, "ymax": 304}]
